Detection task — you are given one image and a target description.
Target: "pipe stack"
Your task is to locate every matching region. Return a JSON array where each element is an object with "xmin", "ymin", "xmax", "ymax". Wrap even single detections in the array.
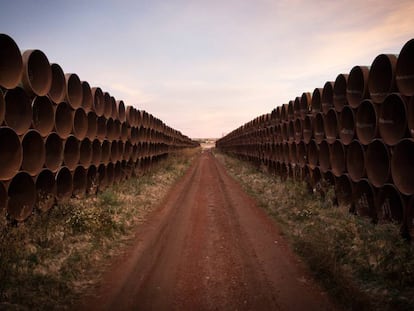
[
  {"xmin": 216, "ymin": 38, "xmax": 414, "ymax": 238},
  {"xmin": 0, "ymin": 34, "xmax": 198, "ymax": 222}
]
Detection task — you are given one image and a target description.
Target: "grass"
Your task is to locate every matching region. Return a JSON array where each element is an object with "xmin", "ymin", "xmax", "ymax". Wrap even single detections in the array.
[
  {"xmin": 214, "ymin": 150, "xmax": 414, "ymax": 311},
  {"xmin": 0, "ymin": 148, "xmax": 200, "ymax": 310}
]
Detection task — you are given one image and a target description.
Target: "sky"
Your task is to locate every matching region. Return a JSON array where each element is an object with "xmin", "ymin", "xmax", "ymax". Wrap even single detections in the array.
[{"xmin": 1, "ymin": 0, "xmax": 414, "ymax": 138}]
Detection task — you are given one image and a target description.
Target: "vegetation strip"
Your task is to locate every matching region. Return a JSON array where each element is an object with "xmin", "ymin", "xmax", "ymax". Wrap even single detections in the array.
[
  {"xmin": 0, "ymin": 148, "xmax": 199, "ymax": 310},
  {"xmin": 214, "ymin": 150, "xmax": 414, "ymax": 311}
]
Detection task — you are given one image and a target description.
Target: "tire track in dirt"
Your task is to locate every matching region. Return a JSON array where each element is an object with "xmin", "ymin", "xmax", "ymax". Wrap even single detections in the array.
[{"xmin": 82, "ymin": 150, "xmax": 339, "ymax": 310}]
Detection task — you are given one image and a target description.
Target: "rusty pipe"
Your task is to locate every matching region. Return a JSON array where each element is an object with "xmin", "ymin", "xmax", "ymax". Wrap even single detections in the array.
[
  {"xmin": 299, "ymin": 92, "xmax": 311, "ymax": 119},
  {"xmin": 334, "ymin": 174, "xmax": 353, "ymax": 206},
  {"xmin": 391, "ymin": 138, "xmax": 414, "ymax": 195},
  {"xmin": 91, "ymin": 87, "xmax": 105, "ymax": 116},
  {"xmin": 355, "ymin": 99, "xmax": 378, "ymax": 145},
  {"xmin": 322, "ymin": 81, "xmax": 334, "ymax": 114},
  {"xmin": 396, "ymin": 38, "xmax": 414, "ymax": 96},
  {"xmin": 7, "ymin": 171, "xmax": 36, "ymax": 221},
  {"xmin": 110, "ymin": 96, "xmax": 117, "ymax": 119},
  {"xmin": 346, "ymin": 65, "xmax": 370, "ymax": 109},
  {"xmin": 21, "ymin": 49, "xmax": 52, "ymax": 97},
  {"xmin": 311, "ymin": 87, "xmax": 323, "ymax": 114},
  {"xmin": 346, "ymin": 140, "xmax": 366, "ymax": 182},
  {"xmin": 378, "ymin": 93, "xmax": 408, "ymax": 146},
  {"xmin": 48, "ymin": 63, "xmax": 66, "ymax": 103},
  {"xmin": 91, "ymin": 139, "xmax": 101, "ymax": 166},
  {"xmin": 86, "ymin": 165, "xmax": 97, "ymax": 194},
  {"xmin": 0, "ymin": 89, "xmax": 4, "ymax": 125},
  {"xmin": 368, "ymin": 54, "xmax": 398, "ymax": 103},
  {"xmin": 86, "ymin": 111, "xmax": 97, "ymax": 140},
  {"xmin": 101, "ymin": 140, "xmax": 111, "ymax": 164},
  {"xmin": 294, "ymin": 118, "xmax": 302, "ymax": 144},
  {"xmin": 117, "ymin": 100, "xmax": 126, "ymax": 123},
  {"xmin": 313, "ymin": 112, "xmax": 325, "ymax": 144},
  {"xmin": 21, "ymin": 129, "xmax": 45, "ymax": 177},
  {"xmin": 32, "ymin": 96, "xmax": 54, "ymax": 137},
  {"xmin": 35, "ymin": 169, "xmax": 56, "ymax": 213},
  {"xmin": 302, "ymin": 115, "xmax": 313, "ymax": 144},
  {"xmin": 307, "ymin": 139, "xmax": 319, "ymax": 169},
  {"xmin": 97, "ymin": 163, "xmax": 107, "ymax": 190},
  {"xmin": 106, "ymin": 162, "xmax": 114, "ymax": 186},
  {"xmin": 365, "ymin": 139, "xmax": 390, "ymax": 188},
  {"xmin": 114, "ymin": 161, "xmax": 122, "ymax": 183},
  {"xmin": 330, "ymin": 139, "xmax": 346, "ymax": 177},
  {"xmin": 0, "ymin": 127, "xmax": 22, "ymax": 180},
  {"xmin": 0, "ymin": 181, "xmax": 7, "ymax": 212},
  {"xmin": 79, "ymin": 138, "xmax": 92, "ymax": 168},
  {"xmin": 287, "ymin": 100, "xmax": 294, "ymax": 121},
  {"xmin": 65, "ymin": 73, "xmax": 83, "ymax": 109},
  {"xmin": 63, "ymin": 135, "xmax": 80, "ymax": 171},
  {"xmin": 103, "ymin": 92, "xmax": 112, "ymax": 119},
  {"xmin": 323, "ymin": 108, "xmax": 339, "ymax": 144},
  {"xmin": 333, "ymin": 73, "xmax": 349, "ymax": 112},
  {"xmin": 81, "ymin": 81, "xmax": 93, "ymax": 112},
  {"xmin": 55, "ymin": 101, "xmax": 74, "ymax": 139},
  {"xmin": 338, "ymin": 106, "xmax": 355, "ymax": 145},
  {"xmin": 4, "ymin": 87, "xmax": 32, "ymax": 135},
  {"xmin": 73, "ymin": 107, "xmax": 88, "ymax": 140},
  {"xmin": 296, "ymin": 141, "xmax": 307, "ymax": 168},
  {"xmin": 55, "ymin": 166, "xmax": 73, "ymax": 201},
  {"xmin": 0, "ymin": 34, "xmax": 23, "ymax": 89},
  {"xmin": 96, "ymin": 116, "xmax": 107, "ymax": 141},
  {"xmin": 287, "ymin": 120, "xmax": 295, "ymax": 143},
  {"xmin": 106, "ymin": 117, "xmax": 116, "ymax": 141},
  {"xmin": 72, "ymin": 165, "xmax": 87, "ymax": 197},
  {"xmin": 44, "ymin": 132, "xmax": 63, "ymax": 172}
]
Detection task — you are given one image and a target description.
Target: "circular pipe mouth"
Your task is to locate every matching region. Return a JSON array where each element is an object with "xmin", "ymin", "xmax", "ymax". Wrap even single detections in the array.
[
  {"xmin": 356, "ymin": 99, "xmax": 378, "ymax": 145},
  {"xmin": 21, "ymin": 129, "xmax": 46, "ymax": 176},
  {"xmin": 365, "ymin": 139, "xmax": 390, "ymax": 188},
  {"xmin": 91, "ymin": 139, "xmax": 102, "ymax": 166},
  {"xmin": 101, "ymin": 140, "xmax": 111, "ymax": 164},
  {"xmin": 130, "ymin": 144, "xmax": 138, "ymax": 162},
  {"xmin": 378, "ymin": 93, "xmax": 407, "ymax": 146},
  {"xmin": 44, "ymin": 132, "xmax": 63, "ymax": 172},
  {"xmin": 73, "ymin": 165, "xmax": 87, "ymax": 197},
  {"xmin": 117, "ymin": 140, "xmax": 124, "ymax": 160},
  {"xmin": 0, "ymin": 127, "xmax": 22, "ymax": 180},
  {"xmin": 282, "ymin": 143, "xmax": 289, "ymax": 164},
  {"xmin": 124, "ymin": 141, "xmax": 132, "ymax": 160},
  {"xmin": 91, "ymin": 87, "xmax": 104, "ymax": 116},
  {"xmin": 103, "ymin": 92, "xmax": 112, "ymax": 119},
  {"xmin": 324, "ymin": 108, "xmax": 339, "ymax": 144},
  {"xmin": 48, "ymin": 63, "xmax": 66, "ymax": 103},
  {"xmin": 86, "ymin": 165, "xmax": 98, "ymax": 194},
  {"xmin": 368, "ymin": 54, "xmax": 397, "ymax": 103},
  {"xmin": 296, "ymin": 141, "xmax": 307, "ymax": 168},
  {"xmin": 338, "ymin": 106, "xmax": 355, "ymax": 145},
  {"xmin": 346, "ymin": 140, "xmax": 365, "ymax": 182},
  {"xmin": 280, "ymin": 104, "xmax": 289, "ymax": 122},
  {"xmin": 0, "ymin": 34, "xmax": 23, "ymax": 89},
  {"xmin": 311, "ymin": 88, "xmax": 323, "ymax": 114},
  {"xmin": 65, "ymin": 73, "xmax": 83, "ymax": 109},
  {"xmin": 114, "ymin": 120, "xmax": 121, "ymax": 140},
  {"xmin": 126, "ymin": 106, "xmax": 135, "ymax": 126},
  {"xmin": 333, "ymin": 73, "xmax": 349, "ymax": 112},
  {"xmin": 106, "ymin": 117, "xmax": 116, "ymax": 141},
  {"xmin": 106, "ymin": 162, "xmax": 115, "ymax": 186},
  {"xmin": 353, "ymin": 179, "xmax": 377, "ymax": 219},
  {"xmin": 4, "ymin": 87, "xmax": 32, "ymax": 135},
  {"xmin": 81, "ymin": 81, "xmax": 93, "ymax": 112},
  {"xmin": 396, "ymin": 38, "xmax": 414, "ymax": 96},
  {"xmin": 79, "ymin": 138, "xmax": 92, "ymax": 168},
  {"xmin": 116, "ymin": 100, "xmax": 126, "ymax": 123},
  {"xmin": 334, "ymin": 174, "xmax": 353, "ymax": 205},
  {"xmin": 330, "ymin": 140, "xmax": 346, "ymax": 177},
  {"xmin": 313, "ymin": 113, "xmax": 325, "ymax": 144},
  {"xmin": 56, "ymin": 166, "xmax": 73, "ymax": 201},
  {"xmin": 96, "ymin": 116, "xmax": 107, "ymax": 141},
  {"xmin": 63, "ymin": 135, "xmax": 80, "ymax": 171},
  {"xmin": 377, "ymin": 184, "xmax": 404, "ymax": 223},
  {"xmin": 0, "ymin": 89, "xmax": 4, "ymax": 125},
  {"xmin": 287, "ymin": 120, "xmax": 295, "ymax": 143},
  {"xmin": 98, "ymin": 163, "xmax": 107, "ymax": 189},
  {"xmin": 347, "ymin": 65, "xmax": 370, "ymax": 108},
  {"xmin": 7, "ymin": 171, "xmax": 36, "ymax": 221},
  {"xmin": 73, "ymin": 107, "xmax": 88, "ymax": 140},
  {"xmin": 32, "ymin": 96, "xmax": 54, "ymax": 137},
  {"xmin": 21, "ymin": 49, "xmax": 52, "ymax": 97},
  {"xmin": 110, "ymin": 140, "xmax": 119, "ymax": 163},
  {"xmin": 35, "ymin": 169, "xmax": 56, "ymax": 213},
  {"xmin": 294, "ymin": 118, "xmax": 302, "ymax": 143},
  {"xmin": 114, "ymin": 161, "xmax": 122, "ymax": 183},
  {"xmin": 293, "ymin": 97, "xmax": 301, "ymax": 119},
  {"xmin": 391, "ymin": 138, "xmax": 414, "ymax": 195},
  {"xmin": 322, "ymin": 81, "xmax": 334, "ymax": 114},
  {"xmin": 287, "ymin": 100, "xmax": 294, "ymax": 121},
  {"xmin": 86, "ymin": 111, "xmax": 97, "ymax": 139},
  {"xmin": 299, "ymin": 92, "xmax": 311, "ymax": 119},
  {"xmin": 0, "ymin": 181, "xmax": 7, "ymax": 212},
  {"xmin": 307, "ymin": 139, "xmax": 319, "ymax": 169},
  {"xmin": 289, "ymin": 143, "xmax": 297, "ymax": 164},
  {"xmin": 319, "ymin": 140, "xmax": 330, "ymax": 173},
  {"xmin": 110, "ymin": 96, "xmax": 117, "ymax": 119},
  {"xmin": 55, "ymin": 102, "xmax": 74, "ymax": 139}
]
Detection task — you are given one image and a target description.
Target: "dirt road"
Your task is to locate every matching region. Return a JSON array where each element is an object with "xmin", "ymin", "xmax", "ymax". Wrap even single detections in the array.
[{"xmin": 83, "ymin": 151, "xmax": 338, "ymax": 310}]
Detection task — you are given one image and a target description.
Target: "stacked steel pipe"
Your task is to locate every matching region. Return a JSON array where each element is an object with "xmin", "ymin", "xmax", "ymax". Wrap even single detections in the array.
[
  {"xmin": 217, "ymin": 38, "xmax": 414, "ymax": 238},
  {"xmin": 0, "ymin": 34, "xmax": 198, "ymax": 222}
]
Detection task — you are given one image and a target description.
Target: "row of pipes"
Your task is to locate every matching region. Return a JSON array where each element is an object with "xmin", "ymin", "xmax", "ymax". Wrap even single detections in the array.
[
  {"xmin": 216, "ymin": 38, "xmax": 414, "ymax": 238},
  {"xmin": 0, "ymin": 33, "xmax": 198, "ymax": 222}
]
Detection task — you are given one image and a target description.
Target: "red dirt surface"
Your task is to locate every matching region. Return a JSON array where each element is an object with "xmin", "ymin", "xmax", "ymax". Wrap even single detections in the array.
[{"xmin": 82, "ymin": 150, "xmax": 339, "ymax": 310}]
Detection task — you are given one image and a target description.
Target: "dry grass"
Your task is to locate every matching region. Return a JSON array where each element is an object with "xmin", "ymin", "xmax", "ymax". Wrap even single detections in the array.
[
  {"xmin": 0, "ymin": 148, "xmax": 200, "ymax": 310},
  {"xmin": 214, "ymin": 150, "xmax": 414, "ymax": 311}
]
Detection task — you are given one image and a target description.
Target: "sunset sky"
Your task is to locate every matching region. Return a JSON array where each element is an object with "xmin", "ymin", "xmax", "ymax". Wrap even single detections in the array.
[{"xmin": 1, "ymin": 0, "xmax": 414, "ymax": 138}]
